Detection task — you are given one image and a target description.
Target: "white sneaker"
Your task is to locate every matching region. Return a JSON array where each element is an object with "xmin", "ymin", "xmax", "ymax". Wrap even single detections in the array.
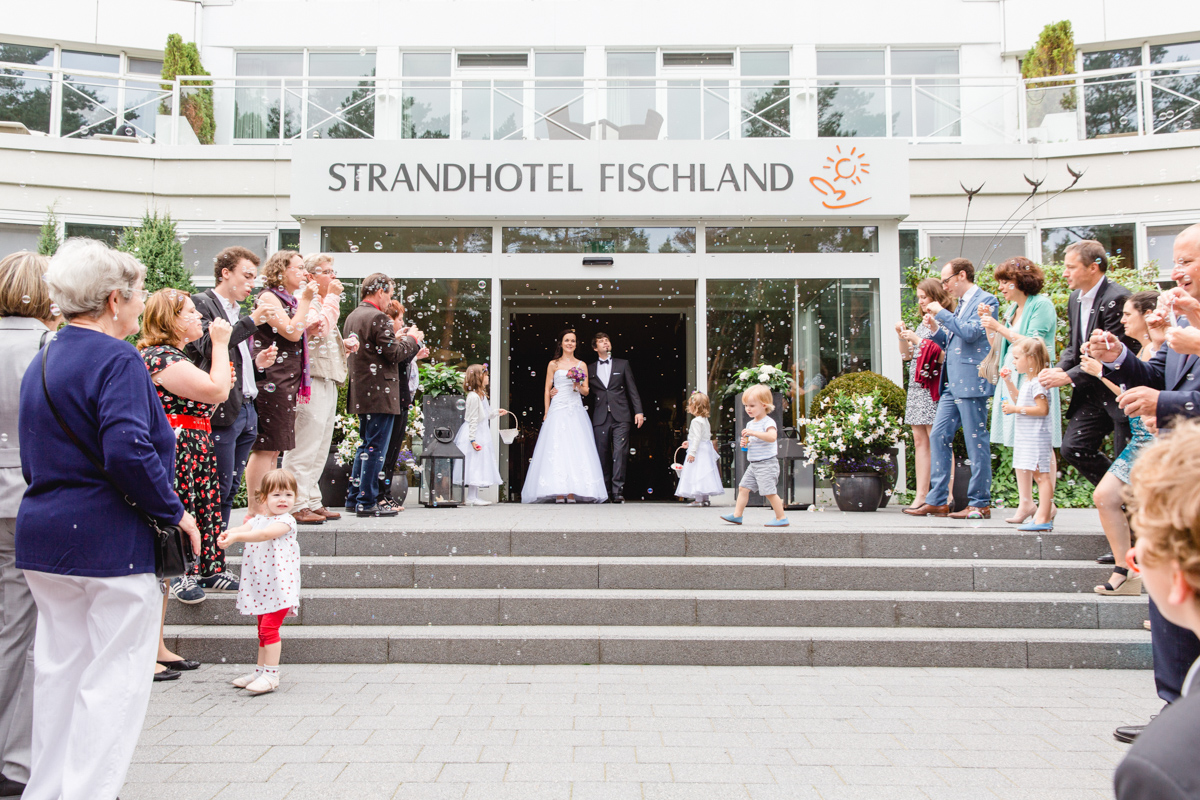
[
  {"xmin": 244, "ymin": 672, "xmax": 280, "ymax": 695},
  {"xmin": 231, "ymin": 671, "xmax": 260, "ymax": 688},
  {"xmin": 471, "ymin": 498, "xmax": 492, "ymax": 506}
]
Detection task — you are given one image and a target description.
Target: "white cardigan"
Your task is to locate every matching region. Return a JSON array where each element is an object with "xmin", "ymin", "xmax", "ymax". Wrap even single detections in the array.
[
  {"xmin": 686, "ymin": 416, "xmax": 712, "ymax": 452},
  {"xmin": 464, "ymin": 392, "xmax": 501, "ymax": 440}
]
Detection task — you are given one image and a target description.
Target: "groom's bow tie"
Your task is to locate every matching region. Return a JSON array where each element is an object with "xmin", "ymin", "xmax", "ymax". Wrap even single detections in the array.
[{"xmin": 599, "ymin": 359, "xmax": 611, "ymax": 364}]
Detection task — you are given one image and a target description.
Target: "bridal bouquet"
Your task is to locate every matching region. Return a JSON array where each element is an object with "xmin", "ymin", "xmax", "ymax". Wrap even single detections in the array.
[{"xmin": 567, "ymin": 366, "xmax": 586, "ymax": 387}]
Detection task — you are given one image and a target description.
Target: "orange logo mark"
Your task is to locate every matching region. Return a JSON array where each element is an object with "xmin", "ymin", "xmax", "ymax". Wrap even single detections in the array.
[{"xmin": 809, "ymin": 145, "xmax": 872, "ymax": 209}]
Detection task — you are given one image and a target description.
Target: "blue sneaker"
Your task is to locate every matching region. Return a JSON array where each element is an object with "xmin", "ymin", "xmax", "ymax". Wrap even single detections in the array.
[
  {"xmin": 169, "ymin": 575, "xmax": 205, "ymax": 604},
  {"xmin": 1018, "ymin": 521, "xmax": 1053, "ymax": 531},
  {"xmin": 720, "ymin": 514, "xmax": 743, "ymax": 525},
  {"xmin": 765, "ymin": 518, "xmax": 790, "ymax": 527},
  {"xmin": 197, "ymin": 572, "xmax": 240, "ymax": 593}
]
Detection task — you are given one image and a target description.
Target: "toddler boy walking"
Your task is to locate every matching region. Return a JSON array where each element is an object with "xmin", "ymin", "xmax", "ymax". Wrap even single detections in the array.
[{"xmin": 721, "ymin": 385, "xmax": 789, "ymax": 527}]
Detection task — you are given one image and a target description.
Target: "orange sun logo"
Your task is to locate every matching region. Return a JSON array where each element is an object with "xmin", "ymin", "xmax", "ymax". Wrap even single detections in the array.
[{"xmin": 824, "ymin": 145, "xmax": 870, "ymax": 185}]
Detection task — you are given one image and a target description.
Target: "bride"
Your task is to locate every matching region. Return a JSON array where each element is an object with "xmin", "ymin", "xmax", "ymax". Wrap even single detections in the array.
[{"xmin": 521, "ymin": 329, "xmax": 608, "ymax": 503}]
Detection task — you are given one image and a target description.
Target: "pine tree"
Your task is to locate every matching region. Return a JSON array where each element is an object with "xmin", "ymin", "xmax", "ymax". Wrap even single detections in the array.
[
  {"xmin": 37, "ymin": 204, "xmax": 59, "ymax": 256},
  {"xmin": 117, "ymin": 211, "xmax": 194, "ymax": 294}
]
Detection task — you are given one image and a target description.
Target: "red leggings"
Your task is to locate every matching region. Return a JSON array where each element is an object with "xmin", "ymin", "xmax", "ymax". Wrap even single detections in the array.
[{"xmin": 256, "ymin": 608, "xmax": 290, "ymax": 646}]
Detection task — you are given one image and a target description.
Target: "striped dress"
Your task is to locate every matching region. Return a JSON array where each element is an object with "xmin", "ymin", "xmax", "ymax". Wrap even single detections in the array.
[{"xmin": 1012, "ymin": 378, "xmax": 1053, "ymax": 473}]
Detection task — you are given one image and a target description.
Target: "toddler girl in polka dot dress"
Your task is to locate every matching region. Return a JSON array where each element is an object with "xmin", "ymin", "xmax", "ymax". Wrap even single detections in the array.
[{"xmin": 217, "ymin": 468, "xmax": 302, "ymax": 695}]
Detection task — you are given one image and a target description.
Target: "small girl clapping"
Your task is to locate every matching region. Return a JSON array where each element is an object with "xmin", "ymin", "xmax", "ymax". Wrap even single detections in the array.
[
  {"xmin": 1000, "ymin": 337, "xmax": 1055, "ymax": 532},
  {"xmin": 217, "ymin": 468, "xmax": 302, "ymax": 695}
]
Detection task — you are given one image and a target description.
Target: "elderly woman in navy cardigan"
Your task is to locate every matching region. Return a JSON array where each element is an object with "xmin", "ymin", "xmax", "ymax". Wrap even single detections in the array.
[{"xmin": 15, "ymin": 238, "xmax": 200, "ymax": 800}]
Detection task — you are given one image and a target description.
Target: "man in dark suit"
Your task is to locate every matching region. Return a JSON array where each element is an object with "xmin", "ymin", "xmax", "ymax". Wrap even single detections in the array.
[
  {"xmin": 587, "ymin": 332, "xmax": 644, "ymax": 503},
  {"xmin": 186, "ymin": 246, "xmax": 276, "ymax": 529},
  {"xmin": 1038, "ymin": 239, "xmax": 1136, "ymax": 487},
  {"xmin": 341, "ymin": 273, "xmax": 423, "ymax": 517},
  {"xmin": 1111, "ymin": 418, "xmax": 1200, "ymax": 799}
]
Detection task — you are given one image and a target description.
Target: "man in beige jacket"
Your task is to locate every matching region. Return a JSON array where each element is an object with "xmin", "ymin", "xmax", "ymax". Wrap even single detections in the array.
[{"xmin": 282, "ymin": 253, "xmax": 358, "ymax": 524}]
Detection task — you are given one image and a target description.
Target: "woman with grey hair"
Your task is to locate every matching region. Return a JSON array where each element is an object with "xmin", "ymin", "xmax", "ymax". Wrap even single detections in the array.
[
  {"xmin": 14, "ymin": 238, "xmax": 200, "ymax": 800},
  {"xmin": 0, "ymin": 250, "xmax": 59, "ymax": 797}
]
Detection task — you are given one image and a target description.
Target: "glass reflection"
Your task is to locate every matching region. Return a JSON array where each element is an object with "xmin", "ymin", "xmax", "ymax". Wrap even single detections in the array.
[
  {"xmin": 707, "ymin": 278, "xmax": 880, "ymax": 479},
  {"xmin": 1150, "ymin": 40, "xmax": 1200, "ymax": 133},
  {"xmin": 462, "ymin": 80, "xmax": 523, "ymax": 140},
  {"xmin": 741, "ymin": 51, "xmax": 790, "ymax": 138},
  {"xmin": 403, "ymin": 53, "xmax": 451, "ymax": 139},
  {"xmin": 537, "ymin": 52, "xmax": 585, "ymax": 140},
  {"xmin": 890, "ymin": 49, "xmax": 960, "ymax": 138},
  {"xmin": 1083, "ymin": 47, "xmax": 1141, "ymax": 138},
  {"xmin": 0, "ymin": 43, "xmax": 55, "ymax": 133},
  {"xmin": 608, "ymin": 52, "xmax": 658, "ymax": 137},
  {"xmin": 321, "ymin": 227, "xmax": 492, "ymax": 253},
  {"xmin": 61, "ymin": 51, "xmax": 119, "ymax": 137},
  {"xmin": 503, "ymin": 227, "xmax": 696, "ymax": 253},
  {"xmin": 817, "ymin": 50, "xmax": 886, "ymax": 138},
  {"xmin": 706, "ymin": 226, "xmax": 878, "ymax": 254},
  {"xmin": 394, "ymin": 278, "xmax": 491, "ymax": 366},
  {"xmin": 234, "ymin": 52, "xmax": 303, "ymax": 139},
  {"xmin": 308, "ymin": 52, "xmax": 376, "ymax": 139},
  {"xmin": 1041, "ymin": 223, "xmax": 1135, "ymax": 265}
]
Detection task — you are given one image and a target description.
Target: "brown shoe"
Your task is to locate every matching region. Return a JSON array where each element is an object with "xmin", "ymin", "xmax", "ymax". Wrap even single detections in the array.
[
  {"xmin": 294, "ymin": 508, "xmax": 326, "ymax": 525},
  {"xmin": 902, "ymin": 503, "xmax": 949, "ymax": 517},
  {"xmin": 948, "ymin": 505, "xmax": 991, "ymax": 520},
  {"xmin": 314, "ymin": 507, "xmax": 341, "ymax": 520}
]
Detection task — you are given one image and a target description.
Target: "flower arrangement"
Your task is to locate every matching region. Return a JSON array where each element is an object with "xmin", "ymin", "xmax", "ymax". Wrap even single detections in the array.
[
  {"xmin": 799, "ymin": 391, "xmax": 904, "ymax": 481},
  {"xmin": 407, "ymin": 403, "xmax": 424, "ymax": 440},
  {"xmin": 566, "ymin": 365, "xmax": 586, "ymax": 387},
  {"xmin": 725, "ymin": 362, "xmax": 793, "ymax": 399},
  {"xmin": 333, "ymin": 414, "xmax": 362, "ymax": 467},
  {"xmin": 418, "ymin": 362, "xmax": 465, "ymax": 397}
]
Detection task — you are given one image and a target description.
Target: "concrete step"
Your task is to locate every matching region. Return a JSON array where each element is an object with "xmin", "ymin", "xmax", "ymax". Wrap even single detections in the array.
[
  {"xmin": 164, "ymin": 624, "xmax": 1152, "ymax": 669},
  {"xmin": 167, "ymin": 588, "xmax": 1148, "ymax": 630},
  {"xmin": 282, "ymin": 526, "xmax": 1107, "ymax": 561},
  {"xmin": 222, "ymin": 556, "xmax": 1122, "ymax": 593}
]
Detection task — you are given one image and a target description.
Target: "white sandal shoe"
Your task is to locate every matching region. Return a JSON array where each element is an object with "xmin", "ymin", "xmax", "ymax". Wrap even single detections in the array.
[{"xmin": 244, "ymin": 673, "xmax": 280, "ymax": 695}]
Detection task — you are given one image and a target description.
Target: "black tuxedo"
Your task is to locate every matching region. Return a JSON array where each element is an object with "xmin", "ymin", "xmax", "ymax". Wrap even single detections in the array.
[
  {"xmin": 1056, "ymin": 276, "xmax": 1135, "ymax": 485},
  {"xmin": 587, "ymin": 357, "xmax": 644, "ymax": 499},
  {"xmin": 184, "ymin": 288, "xmax": 261, "ymax": 428},
  {"xmin": 1107, "ymin": 318, "xmax": 1200, "ymax": 429}
]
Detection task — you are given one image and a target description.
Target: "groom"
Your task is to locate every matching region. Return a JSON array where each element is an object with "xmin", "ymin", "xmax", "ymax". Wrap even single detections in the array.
[{"xmin": 588, "ymin": 332, "xmax": 644, "ymax": 503}]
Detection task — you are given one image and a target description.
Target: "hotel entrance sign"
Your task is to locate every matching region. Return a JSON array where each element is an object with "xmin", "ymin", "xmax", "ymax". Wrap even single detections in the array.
[{"xmin": 291, "ymin": 140, "xmax": 909, "ymax": 219}]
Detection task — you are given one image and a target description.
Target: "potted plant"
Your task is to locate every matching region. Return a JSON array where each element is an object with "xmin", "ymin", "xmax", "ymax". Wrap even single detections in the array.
[
  {"xmin": 725, "ymin": 363, "xmax": 794, "ymax": 506},
  {"xmin": 390, "ymin": 448, "xmax": 416, "ymax": 503},
  {"xmin": 811, "ymin": 372, "xmax": 906, "ymax": 506},
  {"xmin": 801, "ymin": 391, "xmax": 904, "ymax": 512},
  {"xmin": 1022, "ymin": 20, "xmax": 1077, "ymax": 141},
  {"xmin": 418, "ymin": 362, "xmax": 466, "ymax": 448},
  {"xmin": 319, "ymin": 414, "xmax": 360, "ymax": 508}
]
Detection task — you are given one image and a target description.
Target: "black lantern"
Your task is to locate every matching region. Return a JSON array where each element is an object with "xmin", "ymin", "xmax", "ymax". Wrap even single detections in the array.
[
  {"xmin": 419, "ymin": 427, "xmax": 465, "ymax": 508},
  {"xmin": 778, "ymin": 427, "xmax": 816, "ymax": 510}
]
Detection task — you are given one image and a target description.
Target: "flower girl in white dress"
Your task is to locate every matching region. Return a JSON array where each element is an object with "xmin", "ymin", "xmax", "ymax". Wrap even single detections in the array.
[
  {"xmin": 454, "ymin": 364, "xmax": 506, "ymax": 506},
  {"xmin": 521, "ymin": 329, "xmax": 608, "ymax": 503},
  {"xmin": 675, "ymin": 392, "xmax": 725, "ymax": 506}
]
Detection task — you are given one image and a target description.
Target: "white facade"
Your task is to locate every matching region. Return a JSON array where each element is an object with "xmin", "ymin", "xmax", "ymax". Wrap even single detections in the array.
[{"xmin": 2, "ymin": 0, "xmax": 1199, "ymax": 498}]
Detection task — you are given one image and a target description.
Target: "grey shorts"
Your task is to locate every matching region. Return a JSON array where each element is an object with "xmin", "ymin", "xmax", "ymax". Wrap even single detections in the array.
[{"xmin": 739, "ymin": 458, "xmax": 779, "ymax": 496}]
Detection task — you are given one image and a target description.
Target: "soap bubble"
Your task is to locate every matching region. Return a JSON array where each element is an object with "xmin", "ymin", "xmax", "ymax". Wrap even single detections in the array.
[{"xmin": 264, "ymin": 383, "xmax": 276, "ymax": 392}]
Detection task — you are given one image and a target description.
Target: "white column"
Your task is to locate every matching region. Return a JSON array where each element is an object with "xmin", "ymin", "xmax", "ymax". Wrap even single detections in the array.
[
  {"xmin": 488, "ymin": 251, "xmax": 503, "ymax": 502},
  {"xmin": 695, "ymin": 275, "xmax": 708, "ymax": 394}
]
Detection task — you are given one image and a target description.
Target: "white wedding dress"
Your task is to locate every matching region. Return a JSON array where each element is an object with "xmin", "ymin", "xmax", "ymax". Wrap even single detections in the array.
[{"xmin": 521, "ymin": 369, "xmax": 608, "ymax": 503}]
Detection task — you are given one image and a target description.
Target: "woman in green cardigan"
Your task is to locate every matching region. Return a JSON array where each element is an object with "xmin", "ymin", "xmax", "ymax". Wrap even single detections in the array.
[{"xmin": 981, "ymin": 257, "xmax": 1061, "ymax": 523}]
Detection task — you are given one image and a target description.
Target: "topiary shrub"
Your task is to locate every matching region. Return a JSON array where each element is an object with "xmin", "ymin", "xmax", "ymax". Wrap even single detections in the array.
[
  {"xmin": 811, "ymin": 371, "xmax": 906, "ymax": 422},
  {"xmin": 161, "ymin": 34, "xmax": 214, "ymax": 144}
]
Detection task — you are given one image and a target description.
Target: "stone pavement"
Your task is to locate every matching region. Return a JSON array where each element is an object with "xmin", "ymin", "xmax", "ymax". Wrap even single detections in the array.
[{"xmin": 125, "ymin": 662, "xmax": 1158, "ymax": 799}]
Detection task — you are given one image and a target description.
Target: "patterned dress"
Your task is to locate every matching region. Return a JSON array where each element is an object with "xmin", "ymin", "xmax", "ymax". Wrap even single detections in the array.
[
  {"xmin": 1108, "ymin": 416, "xmax": 1154, "ymax": 485},
  {"xmin": 236, "ymin": 513, "xmax": 301, "ymax": 617},
  {"xmin": 1012, "ymin": 378, "xmax": 1053, "ymax": 473},
  {"xmin": 903, "ymin": 323, "xmax": 938, "ymax": 425},
  {"xmin": 142, "ymin": 345, "xmax": 225, "ymax": 576}
]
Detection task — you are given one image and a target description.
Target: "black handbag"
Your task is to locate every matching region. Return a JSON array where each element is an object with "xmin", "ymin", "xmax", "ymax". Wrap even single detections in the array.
[{"xmin": 40, "ymin": 342, "xmax": 196, "ymax": 579}]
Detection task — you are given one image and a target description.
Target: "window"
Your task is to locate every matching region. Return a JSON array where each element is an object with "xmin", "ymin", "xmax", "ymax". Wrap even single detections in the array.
[
  {"xmin": 321, "ymin": 227, "xmax": 492, "ymax": 253},
  {"xmin": 402, "ymin": 53, "xmax": 450, "ymax": 139},
  {"xmin": 307, "ymin": 52, "xmax": 376, "ymax": 140},
  {"xmin": 705, "ymin": 226, "xmax": 878, "ymax": 253},
  {"xmin": 64, "ymin": 222, "xmax": 125, "ymax": 247},
  {"xmin": 0, "ymin": 42, "xmax": 55, "ymax": 133},
  {"xmin": 1147, "ymin": 224, "xmax": 1190, "ymax": 280},
  {"xmin": 818, "ymin": 49, "xmax": 959, "ymax": 139},
  {"xmin": 1082, "ymin": 47, "xmax": 1141, "ymax": 138},
  {"xmin": 234, "ymin": 52, "xmax": 303, "ymax": 139},
  {"xmin": 503, "ymin": 227, "xmax": 694, "ymax": 253},
  {"xmin": 121, "ymin": 57, "xmax": 164, "ymax": 139},
  {"xmin": 928, "ymin": 234, "xmax": 1026, "ymax": 270},
  {"xmin": 394, "ymin": 278, "xmax": 491, "ymax": 367},
  {"xmin": 740, "ymin": 51, "xmax": 789, "ymax": 138},
  {"xmin": 0, "ymin": 223, "xmax": 39, "ymax": 255},
  {"xmin": 663, "ymin": 53, "xmax": 733, "ymax": 67},
  {"xmin": 1150, "ymin": 40, "xmax": 1200, "ymax": 133},
  {"xmin": 536, "ymin": 51, "xmax": 585, "ymax": 140},
  {"xmin": 278, "ymin": 229, "xmax": 300, "ymax": 251},
  {"xmin": 61, "ymin": 50, "xmax": 120, "ymax": 138},
  {"xmin": 184, "ymin": 234, "xmax": 270, "ymax": 281},
  {"xmin": 1041, "ymin": 223, "xmax": 1135, "ymax": 266},
  {"xmin": 458, "ymin": 53, "xmax": 527, "ymax": 69},
  {"xmin": 607, "ymin": 52, "xmax": 657, "ymax": 135}
]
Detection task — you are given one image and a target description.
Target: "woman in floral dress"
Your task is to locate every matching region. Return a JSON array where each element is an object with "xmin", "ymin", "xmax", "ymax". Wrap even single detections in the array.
[{"xmin": 138, "ymin": 289, "xmax": 235, "ymax": 679}]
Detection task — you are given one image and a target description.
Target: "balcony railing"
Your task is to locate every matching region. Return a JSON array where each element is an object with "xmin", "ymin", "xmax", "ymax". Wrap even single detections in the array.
[{"xmin": 1, "ymin": 60, "xmax": 1198, "ymax": 146}]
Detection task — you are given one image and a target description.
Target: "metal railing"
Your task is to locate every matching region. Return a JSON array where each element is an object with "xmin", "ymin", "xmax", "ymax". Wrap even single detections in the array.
[{"xmin": 2, "ymin": 60, "xmax": 1198, "ymax": 146}]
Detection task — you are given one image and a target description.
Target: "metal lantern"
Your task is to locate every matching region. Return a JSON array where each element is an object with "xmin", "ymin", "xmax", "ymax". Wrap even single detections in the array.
[
  {"xmin": 778, "ymin": 427, "xmax": 816, "ymax": 510},
  {"xmin": 418, "ymin": 427, "xmax": 465, "ymax": 508}
]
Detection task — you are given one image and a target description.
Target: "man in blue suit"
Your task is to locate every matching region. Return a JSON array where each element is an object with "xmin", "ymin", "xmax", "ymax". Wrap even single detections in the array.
[
  {"xmin": 904, "ymin": 258, "xmax": 1000, "ymax": 520},
  {"xmin": 1089, "ymin": 223, "xmax": 1200, "ymax": 744}
]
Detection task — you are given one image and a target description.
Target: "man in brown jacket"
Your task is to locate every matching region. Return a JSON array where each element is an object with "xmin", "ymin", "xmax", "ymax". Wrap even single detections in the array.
[{"xmin": 342, "ymin": 273, "xmax": 424, "ymax": 516}]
